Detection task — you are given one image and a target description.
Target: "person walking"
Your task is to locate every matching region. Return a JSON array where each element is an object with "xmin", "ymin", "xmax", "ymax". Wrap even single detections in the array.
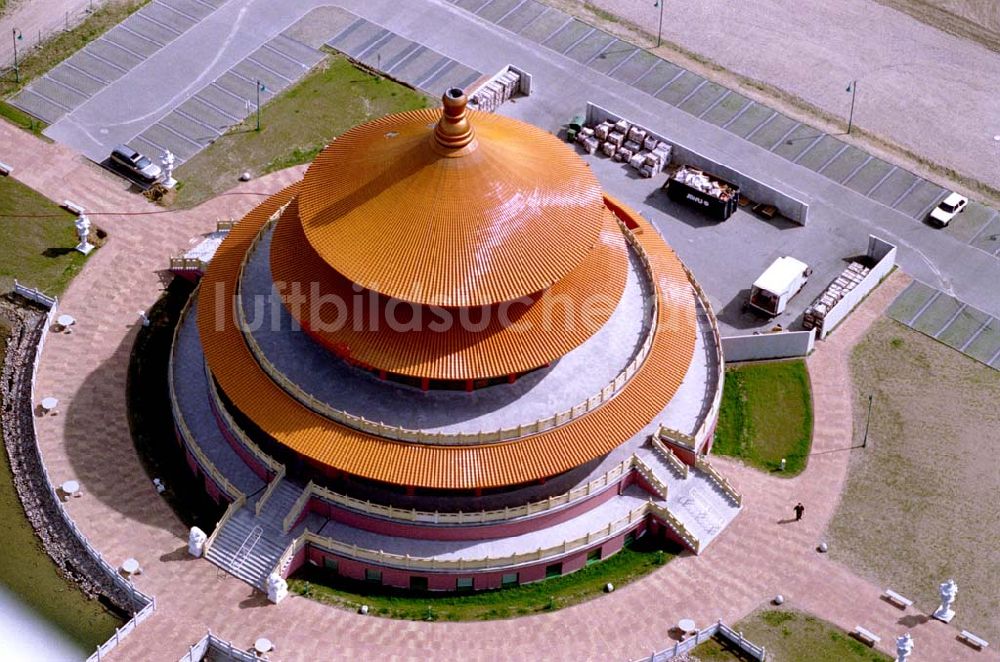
[{"xmin": 793, "ymin": 502, "xmax": 805, "ymax": 521}]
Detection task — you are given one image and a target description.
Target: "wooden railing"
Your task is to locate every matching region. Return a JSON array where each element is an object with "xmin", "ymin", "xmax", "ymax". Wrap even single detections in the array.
[
  {"xmin": 694, "ymin": 456, "xmax": 742, "ymax": 507},
  {"xmin": 233, "ymin": 217, "xmax": 660, "ymax": 446},
  {"xmin": 652, "ymin": 436, "xmax": 688, "ymax": 478}
]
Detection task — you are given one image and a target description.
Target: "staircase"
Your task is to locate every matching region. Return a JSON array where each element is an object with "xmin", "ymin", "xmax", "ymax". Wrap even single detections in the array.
[
  {"xmin": 637, "ymin": 445, "xmax": 741, "ymax": 551},
  {"xmin": 205, "ymin": 480, "xmax": 307, "ymax": 589}
]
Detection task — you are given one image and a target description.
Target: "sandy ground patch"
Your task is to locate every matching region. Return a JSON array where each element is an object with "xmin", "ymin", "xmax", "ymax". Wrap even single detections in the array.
[
  {"xmin": 827, "ymin": 316, "xmax": 1000, "ymax": 643},
  {"xmin": 555, "ymin": 0, "xmax": 1000, "ymax": 198}
]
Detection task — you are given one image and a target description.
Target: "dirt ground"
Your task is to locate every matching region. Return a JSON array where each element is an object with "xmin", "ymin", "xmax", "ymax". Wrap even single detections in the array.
[
  {"xmin": 557, "ymin": 0, "xmax": 1000, "ymax": 200},
  {"xmin": 827, "ymin": 316, "xmax": 1000, "ymax": 643}
]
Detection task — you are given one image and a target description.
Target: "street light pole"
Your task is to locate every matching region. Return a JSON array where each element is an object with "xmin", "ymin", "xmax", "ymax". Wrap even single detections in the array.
[
  {"xmin": 654, "ymin": 1, "xmax": 665, "ymax": 48},
  {"xmin": 12, "ymin": 28, "xmax": 23, "ymax": 84},
  {"xmin": 862, "ymin": 393, "xmax": 873, "ymax": 448},
  {"xmin": 255, "ymin": 80, "xmax": 266, "ymax": 131},
  {"xmin": 846, "ymin": 79, "xmax": 857, "ymax": 135}
]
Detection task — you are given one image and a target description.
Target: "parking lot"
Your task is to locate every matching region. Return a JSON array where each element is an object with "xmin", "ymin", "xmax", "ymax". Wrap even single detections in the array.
[
  {"xmin": 888, "ymin": 280, "xmax": 1000, "ymax": 369},
  {"xmin": 449, "ymin": 0, "xmax": 963, "ymax": 231},
  {"xmin": 11, "ymin": 0, "xmax": 228, "ymax": 126},
  {"xmin": 576, "ymin": 150, "xmax": 861, "ymax": 337}
]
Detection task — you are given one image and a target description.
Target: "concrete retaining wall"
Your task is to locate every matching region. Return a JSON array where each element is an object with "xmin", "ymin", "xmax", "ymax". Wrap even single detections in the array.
[
  {"xmin": 586, "ymin": 102, "xmax": 811, "ymax": 224},
  {"xmin": 721, "ymin": 328, "xmax": 816, "ymax": 362},
  {"xmin": 818, "ymin": 235, "xmax": 896, "ymax": 339}
]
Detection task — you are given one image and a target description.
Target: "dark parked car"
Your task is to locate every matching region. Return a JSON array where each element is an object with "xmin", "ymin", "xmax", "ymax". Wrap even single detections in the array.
[{"xmin": 109, "ymin": 144, "xmax": 161, "ymax": 183}]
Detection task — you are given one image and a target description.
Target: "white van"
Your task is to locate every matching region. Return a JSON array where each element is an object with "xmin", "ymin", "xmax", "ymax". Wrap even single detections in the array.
[{"xmin": 749, "ymin": 256, "xmax": 812, "ymax": 316}]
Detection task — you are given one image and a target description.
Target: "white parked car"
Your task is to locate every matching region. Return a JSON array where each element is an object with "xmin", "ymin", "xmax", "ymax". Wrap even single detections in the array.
[{"xmin": 929, "ymin": 192, "xmax": 968, "ymax": 227}]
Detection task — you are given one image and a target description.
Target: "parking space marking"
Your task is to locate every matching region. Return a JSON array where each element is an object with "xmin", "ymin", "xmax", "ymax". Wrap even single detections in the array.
[
  {"xmin": 605, "ymin": 48, "xmax": 638, "ymax": 76},
  {"xmin": 387, "ymin": 45, "xmax": 426, "ymax": 73},
  {"xmin": 743, "ymin": 111, "xmax": 775, "ymax": 141},
  {"xmin": 83, "ymin": 45, "xmax": 131, "ymax": 74},
  {"xmin": 260, "ymin": 42, "xmax": 310, "ymax": 70},
  {"xmin": 697, "ymin": 89, "xmax": 729, "ymax": 119},
  {"xmin": 43, "ymin": 73, "xmax": 89, "ymax": 98},
  {"xmin": 816, "ymin": 143, "xmax": 849, "ymax": 174},
  {"xmin": 651, "ymin": 68, "xmax": 686, "ymax": 96},
  {"xmin": 907, "ymin": 289, "xmax": 941, "ymax": 325},
  {"xmin": 188, "ymin": 0, "xmax": 216, "ymax": 9},
  {"xmin": 865, "ymin": 165, "xmax": 897, "ymax": 196},
  {"xmin": 153, "ymin": 121, "xmax": 204, "ymax": 148},
  {"xmin": 417, "ymin": 59, "xmax": 455, "ymax": 88},
  {"xmin": 583, "ymin": 38, "xmax": 615, "ymax": 65},
  {"xmin": 960, "ymin": 318, "xmax": 992, "ymax": 351},
  {"xmin": 720, "ymin": 100, "xmax": 754, "ymax": 130},
  {"xmin": 496, "ymin": 0, "xmax": 528, "ymax": 25},
  {"xmin": 840, "ymin": 155, "xmax": 872, "ymax": 185},
  {"xmin": 132, "ymin": 12, "xmax": 182, "ymax": 38},
  {"xmin": 560, "ymin": 27, "xmax": 596, "ymax": 55},
  {"xmin": 154, "ymin": 0, "xmax": 199, "ymax": 24},
  {"xmin": 119, "ymin": 23, "xmax": 165, "ymax": 48},
  {"xmin": 189, "ymin": 94, "xmax": 240, "ymax": 121},
  {"xmin": 676, "ymin": 79, "xmax": 707, "ymax": 107},
  {"xmin": 966, "ymin": 210, "xmax": 998, "ymax": 245},
  {"xmin": 27, "ymin": 86, "xmax": 73, "ymax": 112},
  {"xmin": 628, "ymin": 58, "xmax": 661, "ymax": 86},
  {"xmin": 935, "ymin": 303, "xmax": 968, "ymax": 338},
  {"xmin": 532, "ymin": 15, "xmax": 572, "ymax": 43},
  {"xmin": 356, "ymin": 31, "xmax": 394, "ymax": 60},
  {"xmin": 914, "ymin": 190, "xmax": 949, "ymax": 221},
  {"xmin": 890, "ymin": 178, "xmax": 922, "ymax": 209},
  {"xmin": 97, "ymin": 36, "xmax": 147, "ymax": 62},
  {"xmin": 246, "ymin": 56, "xmax": 293, "ymax": 83},
  {"xmin": 173, "ymin": 108, "xmax": 224, "ymax": 136},
  {"xmin": 766, "ymin": 121, "xmax": 800, "ymax": 150}
]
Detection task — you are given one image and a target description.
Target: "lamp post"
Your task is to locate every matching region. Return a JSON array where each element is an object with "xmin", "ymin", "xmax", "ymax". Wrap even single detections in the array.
[
  {"xmin": 12, "ymin": 28, "xmax": 23, "ymax": 84},
  {"xmin": 654, "ymin": 0, "xmax": 665, "ymax": 48},
  {"xmin": 255, "ymin": 80, "xmax": 266, "ymax": 131},
  {"xmin": 862, "ymin": 393, "xmax": 873, "ymax": 448},
  {"xmin": 846, "ymin": 79, "xmax": 857, "ymax": 135}
]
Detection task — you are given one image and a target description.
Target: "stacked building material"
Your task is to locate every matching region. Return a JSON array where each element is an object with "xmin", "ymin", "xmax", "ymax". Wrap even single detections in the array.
[
  {"xmin": 802, "ymin": 262, "xmax": 871, "ymax": 331},
  {"xmin": 469, "ymin": 69, "xmax": 522, "ymax": 113},
  {"xmin": 576, "ymin": 118, "xmax": 672, "ymax": 177},
  {"xmin": 671, "ymin": 166, "xmax": 737, "ymax": 201}
]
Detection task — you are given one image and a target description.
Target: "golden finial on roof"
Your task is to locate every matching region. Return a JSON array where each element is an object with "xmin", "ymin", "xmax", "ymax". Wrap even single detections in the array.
[{"xmin": 433, "ymin": 87, "xmax": 476, "ymax": 151}]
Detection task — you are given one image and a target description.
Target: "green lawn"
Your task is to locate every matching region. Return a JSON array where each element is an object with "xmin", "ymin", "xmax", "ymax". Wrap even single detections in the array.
[
  {"xmin": 694, "ymin": 609, "xmax": 891, "ymax": 661},
  {"xmin": 171, "ymin": 54, "xmax": 430, "ymax": 207},
  {"xmin": 1, "ymin": 1, "xmax": 147, "ymax": 133},
  {"xmin": 289, "ymin": 536, "xmax": 680, "ymax": 621},
  {"xmin": 0, "ymin": 318, "xmax": 122, "ymax": 652},
  {"xmin": 0, "ymin": 176, "xmax": 90, "ymax": 296},
  {"xmin": 713, "ymin": 359, "xmax": 813, "ymax": 475}
]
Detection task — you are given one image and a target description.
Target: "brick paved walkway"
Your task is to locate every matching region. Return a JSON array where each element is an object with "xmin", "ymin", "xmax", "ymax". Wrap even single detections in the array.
[{"xmin": 3, "ymin": 118, "xmax": 992, "ymax": 661}]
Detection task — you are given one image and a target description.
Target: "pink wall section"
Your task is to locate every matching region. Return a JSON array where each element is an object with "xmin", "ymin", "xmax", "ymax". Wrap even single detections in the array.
[
  {"xmin": 294, "ymin": 521, "xmax": 651, "ymax": 591},
  {"xmin": 303, "ymin": 478, "xmax": 627, "ymax": 541},
  {"xmin": 207, "ymin": 390, "xmax": 273, "ymax": 482}
]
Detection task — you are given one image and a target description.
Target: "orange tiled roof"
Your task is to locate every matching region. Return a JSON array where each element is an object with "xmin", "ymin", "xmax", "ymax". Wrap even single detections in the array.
[
  {"xmin": 296, "ymin": 104, "xmax": 607, "ymax": 308},
  {"xmin": 197, "ymin": 189, "xmax": 698, "ymax": 489},
  {"xmin": 265, "ymin": 197, "xmax": 629, "ymax": 380}
]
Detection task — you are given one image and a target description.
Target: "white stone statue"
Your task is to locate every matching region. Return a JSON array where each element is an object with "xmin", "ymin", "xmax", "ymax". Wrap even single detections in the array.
[
  {"xmin": 895, "ymin": 633, "xmax": 913, "ymax": 662},
  {"xmin": 187, "ymin": 526, "xmax": 207, "ymax": 557},
  {"xmin": 161, "ymin": 149, "xmax": 177, "ymax": 188},
  {"xmin": 267, "ymin": 573, "xmax": 288, "ymax": 604},
  {"xmin": 74, "ymin": 213, "xmax": 93, "ymax": 255},
  {"xmin": 933, "ymin": 579, "xmax": 957, "ymax": 622}
]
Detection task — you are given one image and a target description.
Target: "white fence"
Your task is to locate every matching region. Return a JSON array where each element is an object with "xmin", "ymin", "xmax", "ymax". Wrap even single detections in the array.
[
  {"xmin": 13, "ymin": 279, "xmax": 58, "ymax": 309},
  {"xmin": 721, "ymin": 328, "xmax": 816, "ymax": 362},
  {"xmin": 9, "ymin": 290, "xmax": 158, "ymax": 660},
  {"xmin": 816, "ymin": 235, "xmax": 896, "ymax": 339},
  {"xmin": 177, "ymin": 631, "xmax": 259, "ymax": 662},
  {"xmin": 633, "ymin": 619, "xmax": 766, "ymax": 661}
]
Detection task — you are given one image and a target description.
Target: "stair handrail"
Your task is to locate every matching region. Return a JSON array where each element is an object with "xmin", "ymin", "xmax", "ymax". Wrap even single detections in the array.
[
  {"xmin": 657, "ymin": 425, "xmax": 697, "ymax": 449},
  {"xmin": 648, "ymin": 502, "xmax": 701, "ymax": 554},
  {"xmin": 204, "ymin": 494, "xmax": 246, "ymax": 554},
  {"xmin": 694, "ymin": 456, "xmax": 743, "ymax": 507},
  {"xmin": 651, "ymin": 436, "xmax": 689, "ymax": 479},
  {"xmin": 254, "ymin": 466, "xmax": 286, "ymax": 517},
  {"xmin": 229, "ymin": 525, "xmax": 263, "ymax": 576},
  {"xmin": 630, "ymin": 454, "xmax": 669, "ymax": 500},
  {"xmin": 270, "ymin": 533, "xmax": 309, "ymax": 580},
  {"xmin": 282, "ymin": 481, "xmax": 314, "ymax": 534}
]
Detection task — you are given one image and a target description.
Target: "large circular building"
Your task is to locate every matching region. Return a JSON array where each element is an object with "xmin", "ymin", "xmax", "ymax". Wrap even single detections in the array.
[{"xmin": 169, "ymin": 89, "xmax": 738, "ymax": 595}]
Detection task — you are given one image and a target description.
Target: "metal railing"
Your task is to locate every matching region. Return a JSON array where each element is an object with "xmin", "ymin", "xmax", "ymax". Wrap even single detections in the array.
[
  {"xmin": 651, "ymin": 436, "xmax": 689, "ymax": 479},
  {"xmin": 694, "ymin": 456, "xmax": 742, "ymax": 507},
  {"xmin": 229, "ymin": 525, "xmax": 262, "ymax": 576},
  {"xmin": 233, "ymin": 216, "xmax": 659, "ymax": 446}
]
